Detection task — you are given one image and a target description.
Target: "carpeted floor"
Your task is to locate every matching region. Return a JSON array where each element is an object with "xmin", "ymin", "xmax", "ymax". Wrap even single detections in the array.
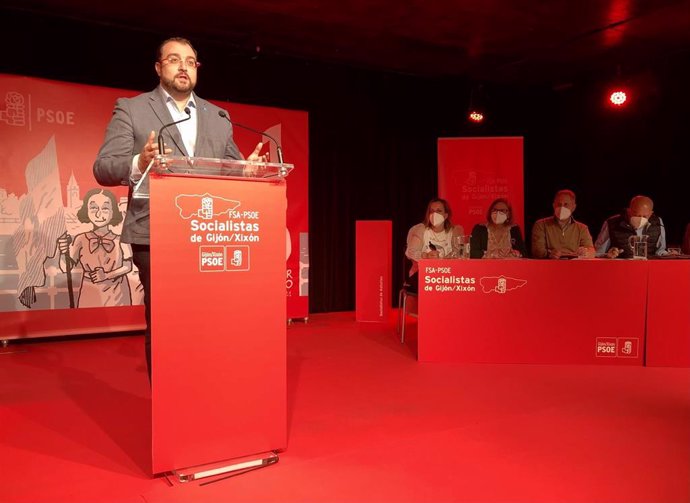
[{"xmin": 2, "ymin": 312, "xmax": 689, "ymax": 502}]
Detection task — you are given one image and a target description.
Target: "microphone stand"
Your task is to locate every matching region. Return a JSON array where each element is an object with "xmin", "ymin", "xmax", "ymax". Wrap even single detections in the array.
[
  {"xmin": 158, "ymin": 107, "xmax": 191, "ymax": 155},
  {"xmin": 134, "ymin": 108, "xmax": 191, "ymax": 197},
  {"xmin": 217, "ymin": 110, "xmax": 284, "ymax": 165}
]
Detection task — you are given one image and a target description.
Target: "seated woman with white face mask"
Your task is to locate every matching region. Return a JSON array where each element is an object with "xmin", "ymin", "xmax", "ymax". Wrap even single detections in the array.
[
  {"xmin": 469, "ymin": 198, "xmax": 527, "ymax": 259},
  {"xmin": 405, "ymin": 198, "xmax": 465, "ymax": 291}
]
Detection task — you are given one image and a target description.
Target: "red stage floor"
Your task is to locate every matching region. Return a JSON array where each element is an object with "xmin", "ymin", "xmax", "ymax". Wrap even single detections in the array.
[{"xmin": 2, "ymin": 312, "xmax": 689, "ymax": 503}]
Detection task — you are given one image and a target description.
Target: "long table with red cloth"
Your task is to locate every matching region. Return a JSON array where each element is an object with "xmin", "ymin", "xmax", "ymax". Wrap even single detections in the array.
[{"xmin": 418, "ymin": 259, "xmax": 689, "ymax": 366}]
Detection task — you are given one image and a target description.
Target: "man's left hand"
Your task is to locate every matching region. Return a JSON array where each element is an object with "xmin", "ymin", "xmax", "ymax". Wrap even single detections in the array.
[
  {"xmin": 548, "ymin": 249, "xmax": 563, "ymax": 259},
  {"xmin": 243, "ymin": 142, "xmax": 269, "ymax": 176},
  {"xmin": 247, "ymin": 142, "xmax": 269, "ymax": 162},
  {"xmin": 577, "ymin": 246, "xmax": 595, "ymax": 258}
]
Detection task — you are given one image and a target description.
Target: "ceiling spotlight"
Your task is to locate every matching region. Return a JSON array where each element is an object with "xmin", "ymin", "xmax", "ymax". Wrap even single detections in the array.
[
  {"xmin": 467, "ymin": 84, "xmax": 487, "ymax": 123},
  {"xmin": 468, "ymin": 110, "xmax": 484, "ymax": 123},
  {"xmin": 609, "ymin": 90, "xmax": 628, "ymax": 106}
]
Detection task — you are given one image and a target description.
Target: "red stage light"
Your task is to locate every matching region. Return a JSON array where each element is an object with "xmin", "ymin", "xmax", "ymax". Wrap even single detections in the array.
[
  {"xmin": 468, "ymin": 110, "xmax": 484, "ymax": 123},
  {"xmin": 609, "ymin": 90, "xmax": 628, "ymax": 106}
]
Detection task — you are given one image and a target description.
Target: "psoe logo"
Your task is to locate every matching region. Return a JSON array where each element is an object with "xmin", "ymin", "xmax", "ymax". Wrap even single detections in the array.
[
  {"xmin": 199, "ymin": 246, "xmax": 225, "ymax": 272},
  {"xmin": 595, "ymin": 338, "xmax": 617, "ymax": 357},
  {"xmin": 0, "ymin": 92, "xmax": 26, "ymax": 127},
  {"xmin": 225, "ymin": 245, "xmax": 250, "ymax": 272},
  {"xmin": 479, "ymin": 275, "xmax": 527, "ymax": 294},
  {"xmin": 616, "ymin": 338, "xmax": 639, "ymax": 358},
  {"xmin": 175, "ymin": 192, "xmax": 240, "ymax": 220}
]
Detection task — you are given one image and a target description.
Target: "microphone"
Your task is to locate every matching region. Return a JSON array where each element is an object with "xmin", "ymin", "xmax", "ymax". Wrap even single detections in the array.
[
  {"xmin": 217, "ymin": 110, "xmax": 284, "ymax": 164},
  {"xmin": 158, "ymin": 107, "xmax": 191, "ymax": 155}
]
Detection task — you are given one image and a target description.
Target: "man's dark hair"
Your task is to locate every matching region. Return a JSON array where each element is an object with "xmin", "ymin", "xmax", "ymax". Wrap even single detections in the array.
[{"xmin": 157, "ymin": 37, "xmax": 197, "ymax": 61}]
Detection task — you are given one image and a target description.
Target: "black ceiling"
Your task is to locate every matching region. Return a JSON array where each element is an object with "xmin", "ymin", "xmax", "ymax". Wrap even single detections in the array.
[{"xmin": 5, "ymin": 0, "xmax": 690, "ymax": 84}]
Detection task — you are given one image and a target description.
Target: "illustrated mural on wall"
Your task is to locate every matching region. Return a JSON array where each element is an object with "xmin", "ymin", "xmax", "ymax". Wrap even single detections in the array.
[
  {"xmin": 5, "ymin": 137, "xmax": 142, "ymax": 311},
  {"xmin": 57, "ymin": 188, "xmax": 133, "ymax": 308}
]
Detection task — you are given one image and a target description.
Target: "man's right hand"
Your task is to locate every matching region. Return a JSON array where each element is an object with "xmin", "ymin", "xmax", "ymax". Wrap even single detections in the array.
[{"xmin": 138, "ymin": 131, "xmax": 172, "ymax": 172}]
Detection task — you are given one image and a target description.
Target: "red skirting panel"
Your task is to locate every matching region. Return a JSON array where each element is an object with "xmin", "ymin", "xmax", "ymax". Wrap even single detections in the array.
[
  {"xmin": 419, "ymin": 259, "xmax": 648, "ymax": 365},
  {"xmin": 646, "ymin": 260, "xmax": 690, "ymax": 367}
]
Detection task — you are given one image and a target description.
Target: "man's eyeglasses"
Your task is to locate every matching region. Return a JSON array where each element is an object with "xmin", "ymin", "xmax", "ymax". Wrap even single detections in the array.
[{"xmin": 160, "ymin": 55, "xmax": 201, "ymax": 68}]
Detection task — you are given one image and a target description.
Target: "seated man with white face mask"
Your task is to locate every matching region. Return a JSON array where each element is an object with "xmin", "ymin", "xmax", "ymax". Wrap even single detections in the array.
[
  {"xmin": 531, "ymin": 189, "xmax": 595, "ymax": 259},
  {"xmin": 405, "ymin": 198, "xmax": 465, "ymax": 291},
  {"xmin": 595, "ymin": 195, "xmax": 669, "ymax": 258}
]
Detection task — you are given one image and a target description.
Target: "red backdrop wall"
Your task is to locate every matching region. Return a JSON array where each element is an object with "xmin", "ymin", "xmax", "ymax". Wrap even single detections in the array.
[{"xmin": 0, "ymin": 74, "xmax": 309, "ymax": 338}]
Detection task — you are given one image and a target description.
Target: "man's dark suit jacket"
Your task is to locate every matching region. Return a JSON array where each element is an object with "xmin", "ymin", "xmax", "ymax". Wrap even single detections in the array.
[{"xmin": 93, "ymin": 87, "xmax": 242, "ymax": 245}]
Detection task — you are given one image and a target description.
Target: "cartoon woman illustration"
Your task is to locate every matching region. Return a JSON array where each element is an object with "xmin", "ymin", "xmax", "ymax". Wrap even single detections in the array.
[{"xmin": 58, "ymin": 188, "xmax": 132, "ymax": 307}]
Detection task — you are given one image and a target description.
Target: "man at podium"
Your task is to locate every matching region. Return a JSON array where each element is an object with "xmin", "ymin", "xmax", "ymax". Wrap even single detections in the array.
[{"xmin": 93, "ymin": 36, "xmax": 266, "ymax": 379}]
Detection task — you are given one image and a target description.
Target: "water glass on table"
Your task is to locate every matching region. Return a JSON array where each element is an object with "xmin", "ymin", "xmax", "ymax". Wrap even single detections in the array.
[
  {"xmin": 628, "ymin": 235, "xmax": 648, "ymax": 260},
  {"xmin": 453, "ymin": 235, "xmax": 468, "ymax": 259}
]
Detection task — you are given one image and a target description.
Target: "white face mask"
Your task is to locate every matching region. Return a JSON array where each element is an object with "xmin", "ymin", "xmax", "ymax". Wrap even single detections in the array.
[
  {"xmin": 555, "ymin": 207, "xmax": 572, "ymax": 221},
  {"xmin": 630, "ymin": 216, "xmax": 649, "ymax": 230},
  {"xmin": 491, "ymin": 211, "xmax": 508, "ymax": 225},
  {"xmin": 430, "ymin": 212, "xmax": 446, "ymax": 227}
]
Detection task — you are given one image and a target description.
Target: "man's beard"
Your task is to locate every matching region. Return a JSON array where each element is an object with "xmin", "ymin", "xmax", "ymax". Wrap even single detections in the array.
[{"xmin": 162, "ymin": 74, "xmax": 195, "ymax": 95}]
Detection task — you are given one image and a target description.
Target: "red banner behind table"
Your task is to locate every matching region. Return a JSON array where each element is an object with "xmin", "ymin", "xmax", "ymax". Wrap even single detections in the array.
[
  {"xmin": 0, "ymin": 74, "xmax": 308, "ymax": 339},
  {"xmin": 437, "ymin": 137, "xmax": 524, "ymax": 234}
]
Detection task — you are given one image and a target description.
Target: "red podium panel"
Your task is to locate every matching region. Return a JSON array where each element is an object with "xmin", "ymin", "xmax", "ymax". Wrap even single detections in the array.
[
  {"xmin": 355, "ymin": 220, "xmax": 392, "ymax": 323},
  {"xmin": 646, "ymin": 260, "xmax": 690, "ymax": 367},
  {"xmin": 418, "ymin": 259, "xmax": 647, "ymax": 365},
  {"xmin": 149, "ymin": 172, "xmax": 286, "ymax": 474}
]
